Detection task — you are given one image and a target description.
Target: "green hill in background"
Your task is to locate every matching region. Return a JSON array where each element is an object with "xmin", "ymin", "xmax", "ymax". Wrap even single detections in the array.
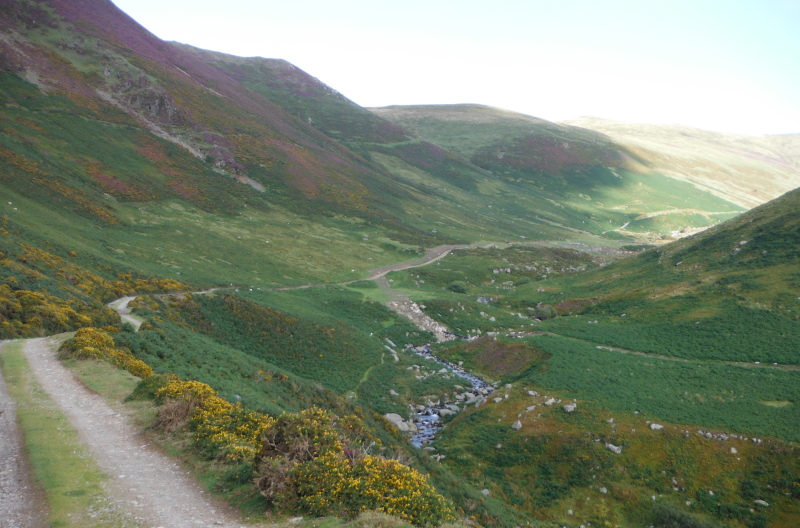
[{"xmin": 1, "ymin": 1, "xmax": 799, "ymax": 527}]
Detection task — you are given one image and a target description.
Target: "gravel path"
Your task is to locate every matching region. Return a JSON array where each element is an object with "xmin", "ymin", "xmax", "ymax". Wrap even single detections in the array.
[
  {"xmin": 107, "ymin": 296, "xmax": 143, "ymax": 331},
  {"xmin": 364, "ymin": 244, "xmax": 474, "ymax": 281},
  {"xmin": 23, "ymin": 337, "xmax": 248, "ymax": 528},
  {"xmin": 0, "ymin": 341, "xmax": 44, "ymax": 528}
]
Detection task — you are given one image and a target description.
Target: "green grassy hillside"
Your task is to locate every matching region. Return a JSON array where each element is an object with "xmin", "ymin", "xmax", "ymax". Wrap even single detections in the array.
[
  {"xmin": 1, "ymin": 1, "xmax": 799, "ymax": 527},
  {"xmin": 566, "ymin": 117, "xmax": 800, "ymax": 209},
  {"xmin": 372, "ymin": 104, "xmax": 759, "ymax": 241},
  {"xmin": 379, "ymin": 189, "xmax": 800, "ymax": 527}
]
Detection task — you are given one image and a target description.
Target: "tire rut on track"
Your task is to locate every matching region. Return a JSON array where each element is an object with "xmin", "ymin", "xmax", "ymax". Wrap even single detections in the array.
[{"xmin": 0, "ymin": 340, "xmax": 45, "ymax": 528}]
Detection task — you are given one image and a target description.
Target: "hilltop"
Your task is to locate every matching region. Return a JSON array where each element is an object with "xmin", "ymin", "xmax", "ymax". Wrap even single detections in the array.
[
  {"xmin": 566, "ymin": 117, "xmax": 800, "ymax": 208},
  {"xmin": 0, "ymin": 1, "xmax": 799, "ymax": 527},
  {"xmin": 373, "ymin": 104, "xmax": 800, "ymax": 239}
]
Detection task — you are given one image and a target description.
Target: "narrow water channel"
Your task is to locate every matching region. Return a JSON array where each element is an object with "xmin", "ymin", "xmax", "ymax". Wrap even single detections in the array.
[{"xmin": 408, "ymin": 345, "xmax": 494, "ymax": 447}]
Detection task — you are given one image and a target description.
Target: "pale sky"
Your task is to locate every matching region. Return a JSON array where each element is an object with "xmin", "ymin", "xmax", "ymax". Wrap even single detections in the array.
[{"xmin": 111, "ymin": 0, "xmax": 800, "ymax": 135}]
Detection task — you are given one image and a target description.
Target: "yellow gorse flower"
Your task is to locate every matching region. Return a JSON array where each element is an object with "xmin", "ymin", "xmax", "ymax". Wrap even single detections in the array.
[
  {"xmin": 59, "ymin": 327, "xmax": 154, "ymax": 378},
  {"xmin": 156, "ymin": 378, "xmax": 276, "ymax": 462}
]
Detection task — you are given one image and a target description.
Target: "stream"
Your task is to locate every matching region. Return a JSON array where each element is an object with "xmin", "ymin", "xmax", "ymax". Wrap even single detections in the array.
[{"xmin": 407, "ymin": 344, "xmax": 495, "ymax": 448}]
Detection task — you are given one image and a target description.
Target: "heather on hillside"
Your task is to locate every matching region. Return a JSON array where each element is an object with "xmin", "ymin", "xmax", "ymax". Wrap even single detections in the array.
[{"xmin": 1, "ymin": 1, "xmax": 799, "ymax": 527}]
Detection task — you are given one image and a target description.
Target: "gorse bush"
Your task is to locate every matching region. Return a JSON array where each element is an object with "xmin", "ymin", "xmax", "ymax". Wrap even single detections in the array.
[
  {"xmin": 0, "ymin": 284, "xmax": 93, "ymax": 338},
  {"xmin": 0, "ymin": 229, "xmax": 188, "ymax": 339},
  {"xmin": 254, "ymin": 407, "xmax": 456, "ymax": 526},
  {"xmin": 150, "ymin": 382, "xmax": 456, "ymax": 525},
  {"xmin": 154, "ymin": 378, "xmax": 274, "ymax": 461},
  {"xmin": 59, "ymin": 327, "xmax": 154, "ymax": 378},
  {"xmin": 194, "ymin": 405, "xmax": 275, "ymax": 461},
  {"xmin": 446, "ymin": 281, "xmax": 468, "ymax": 294},
  {"xmin": 259, "ymin": 407, "xmax": 345, "ymax": 462},
  {"xmin": 125, "ymin": 373, "xmax": 171, "ymax": 401},
  {"xmin": 289, "ymin": 452, "xmax": 455, "ymax": 525}
]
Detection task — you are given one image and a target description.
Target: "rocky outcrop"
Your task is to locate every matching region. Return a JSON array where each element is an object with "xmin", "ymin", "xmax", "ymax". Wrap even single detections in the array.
[{"xmin": 384, "ymin": 413, "xmax": 417, "ymax": 433}]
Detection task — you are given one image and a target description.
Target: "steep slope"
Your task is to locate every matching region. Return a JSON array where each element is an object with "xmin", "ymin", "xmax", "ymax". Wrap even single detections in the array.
[
  {"xmin": 171, "ymin": 44, "xmax": 411, "ymax": 147},
  {"xmin": 0, "ymin": 0, "xmax": 394, "ymax": 211},
  {"xmin": 0, "ymin": 0, "xmax": 624, "ymax": 301},
  {"xmin": 4, "ymin": 3, "xmax": 800, "ymax": 527},
  {"xmin": 373, "ymin": 104, "xmax": 798, "ymax": 240},
  {"xmin": 179, "ymin": 49, "xmax": 752, "ymax": 244},
  {"xmin": 523, "ymin": 185, "xmax": 800, "ymax": 328},
  {"xmin": 389, "ymin": 188, "xmax": 800, "ymax": 528},
  {"xmin": 566, "ymin": 117, "xmax": 800, "ymax": 208},
  {"xmin": 0, "ymin": 0, "xmax": 462, "ymax": 300}
]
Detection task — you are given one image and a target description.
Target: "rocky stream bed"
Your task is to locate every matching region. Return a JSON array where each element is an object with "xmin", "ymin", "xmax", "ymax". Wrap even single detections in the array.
[{"xmin": 384, "ymin": 344, "xmax": 495, "ymax": 451}]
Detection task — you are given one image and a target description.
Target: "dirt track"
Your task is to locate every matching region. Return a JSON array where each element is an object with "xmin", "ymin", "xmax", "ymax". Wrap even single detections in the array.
[
  {"xmin": 22, "ymin": 337, "xmax": 248, "ymax": 528},
  {"xmin": 107, "ymin": 296, "xmax": 143, "ymax": 330}
]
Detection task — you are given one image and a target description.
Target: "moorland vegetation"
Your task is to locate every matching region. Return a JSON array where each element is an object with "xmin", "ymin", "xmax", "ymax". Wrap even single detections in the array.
[{"xmin": 0, "ymin": 1, "xmax": 799, "ymax": 527}]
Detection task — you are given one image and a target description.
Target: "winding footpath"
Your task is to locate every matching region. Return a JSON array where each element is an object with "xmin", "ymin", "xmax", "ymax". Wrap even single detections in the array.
[
  {"xmin": 107, "ymin": 296, "xmax": 143, "ymax": 331},
  {"xmin": 0, "ymin": 247, "xmax": 479, "ymax": 527},
  {"xmin": 6, "ymin": 241, "xmax": 789, "ymax": 526},
  {"xmin": 276, "ymin": 243, "xmax": 495, "ymax": 291}
]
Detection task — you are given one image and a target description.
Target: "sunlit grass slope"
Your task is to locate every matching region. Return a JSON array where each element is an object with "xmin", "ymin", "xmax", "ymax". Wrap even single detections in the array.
[{"xmin": 372, "ymin": 104, "xmax": 747, "ymax": 241}]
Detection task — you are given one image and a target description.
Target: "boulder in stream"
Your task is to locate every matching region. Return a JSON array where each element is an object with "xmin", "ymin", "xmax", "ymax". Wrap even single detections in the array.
[{"xmin": 385, "ymin": 413, "xmax": 415, "ymax": 433}]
